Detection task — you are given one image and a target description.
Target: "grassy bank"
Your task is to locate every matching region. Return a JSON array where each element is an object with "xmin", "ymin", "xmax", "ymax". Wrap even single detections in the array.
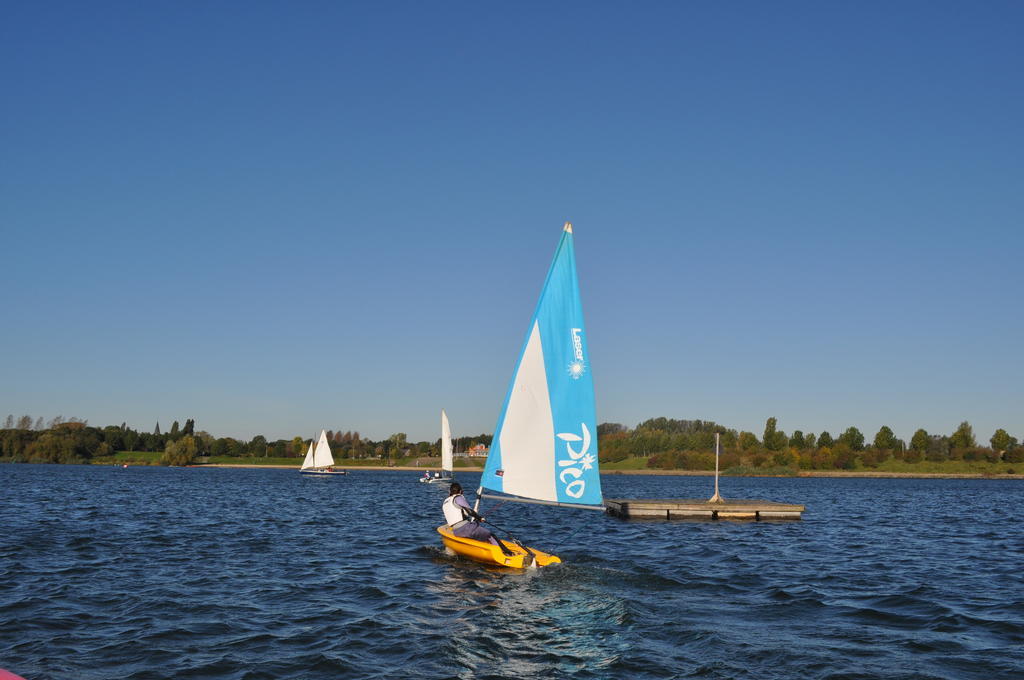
[
  {"xmin": 92, "ymin": 451, "xmax": 163, "ymax": 465},
  {"xmin": 96, "ymin": 454, "xmax": 490, "ymax": 468},
  {"xmin": 600, "ymin": 455, "xmax": 1021, "ymax": 477},
  {"xmin": 861, "ymin": 459, "xmax": 1021, "ymax": 475},
  {"xmin": 66, "ymin": 452, "xmax": 1024, "ymax": 478}
]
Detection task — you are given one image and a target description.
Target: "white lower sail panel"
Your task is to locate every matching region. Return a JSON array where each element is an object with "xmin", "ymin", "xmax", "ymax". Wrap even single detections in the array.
[{"xmin": 498, "ymin": 321, "xmax": 557, "ymax": 502}]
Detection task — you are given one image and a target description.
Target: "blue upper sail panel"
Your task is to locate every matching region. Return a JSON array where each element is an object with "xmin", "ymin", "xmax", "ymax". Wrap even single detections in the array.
[{"xmin": 481, "ymin": 224, "xmax": 602, "ymax": 507}]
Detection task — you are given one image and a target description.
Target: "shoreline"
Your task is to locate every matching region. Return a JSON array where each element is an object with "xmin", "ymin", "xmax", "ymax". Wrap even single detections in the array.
[
  {"xmin": 194, "ymin": 464, "xmax": 1024, "ymax": 479},
  {"xmin": 607, "ymin": 469, "xmax": 1024, "ymax": 479}
]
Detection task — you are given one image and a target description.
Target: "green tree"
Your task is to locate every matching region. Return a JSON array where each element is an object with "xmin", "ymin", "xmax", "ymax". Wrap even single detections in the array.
[
  {"xmin": 832, "ymin": 442, "xmax": 857, "ymax": 469},
  {"xmin": 818, "ymin": 431, "xmax": 834, "ymax": 448},
  {"xmin": 738, "ymin": 431, "xmax": 759, "ymax": 451},
  {"xmin": 838, "ymin": 427, "xmax": 865, "ymax": 451},
  {"xmin": 926, "ymin": 435, "xmax": 950, "ymax": 462},
  {"xmin": 25, "ymin": 424, "xmax": 101, "ymax": 463},
  {"xmin": 1006, "ymin": 437, "xmax": 1024, "ymax": 464},
  {"xmin": 291, "ymin": 436, "xmax": 305, "ymax": 458},
  {"xmin": 196, "ymin": 431, "xmax": 213, "ymax": 453},
  {"xmin": 388, "ymin": 433, "xmax": 408, "ymax": 462},
  {"xmin": 910, "ymin": 429, "xmax": 929, "ymax": 453},
  {"xmin": 804, "ymin": 432, "xmax": 816, "ymax": 449},
  {"xmin": 990, "ymin": 428, "xmax": 1011, "ymax": 453},
  {"xmin": 873, "ymin": 426, "xmax": 897, "ymax": 450},
  {"xmin": 862, "ymin": 445, "xmax": 889, "ymax": 467},
  {"xmin": 763, "ymin": 418, "xmax": 787, "ymax": 451},
  {"xmin": 789, "ymin": 430, "xmax": 806, "ymax": 449},
  {"xmin": 950, "ymin": 421, "xmax": 976, "ymax": 449},
  {"xmin": 773, "ymin": 450, "xmax": 797, "ymax": 467},
  {"xmin": 27, "ymin": 432, "xmax": 74, "ymax": 462},
  {"xmin": 161, "ymin": 435, "xmax": 197, "ymax": 466},
  {"xmin": 249, "ymin": 435, "xmax": 268, "ymax": 457},
  {"xmin": 102, "ymin": 426, "xmax": 124, "ymax": 451},
  {"xmin": 169, "ymin": 421, "xmax": 181, "ymax": 439},
  {"xmin": 598, "ymin": 423, "xmax": 626, "ymax": 436}
]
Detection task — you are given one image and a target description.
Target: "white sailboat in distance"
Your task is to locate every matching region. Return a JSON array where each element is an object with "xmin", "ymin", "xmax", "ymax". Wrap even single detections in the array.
[
  {"xmin": 421, "ymin": 409, "xmax": 455, "ymax": 484},
  {"xmin": 299, "ymin": 430, "xmax": 347, "ymax": 476}
]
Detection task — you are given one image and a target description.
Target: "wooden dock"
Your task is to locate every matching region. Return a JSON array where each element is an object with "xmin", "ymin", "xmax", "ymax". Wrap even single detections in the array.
[{"xmin": 604, "ymin": 498, "xmax": 805, "ymax": 520}]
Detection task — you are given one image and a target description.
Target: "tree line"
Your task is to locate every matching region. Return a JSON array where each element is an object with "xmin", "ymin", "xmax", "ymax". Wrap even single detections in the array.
[
  {"xmin": 0, "ymin": 414, "xmax": 493, "ymax": 466},
  {"xmin": 2, "ymin": 412, "xmax": 1019, "ymax": 470},
  {"xmin": 597, "ymin": 417, "xmax": 1022, "ymax": 470}
]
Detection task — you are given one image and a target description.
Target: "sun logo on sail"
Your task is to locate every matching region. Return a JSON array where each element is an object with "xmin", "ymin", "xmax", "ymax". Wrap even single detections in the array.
[
  {"xmin": 568, "ymin": 327, "xmax": 586, "ymax": 379},
  {"xmin": 556, "ymin": 423, "xmax": 595, "ymax": 499}
]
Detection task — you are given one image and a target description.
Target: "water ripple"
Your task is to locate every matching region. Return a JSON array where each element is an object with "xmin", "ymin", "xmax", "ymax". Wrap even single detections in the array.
[{"xmin": 1, "ymin": 466, "xmax": 1022, "ymax": 679}]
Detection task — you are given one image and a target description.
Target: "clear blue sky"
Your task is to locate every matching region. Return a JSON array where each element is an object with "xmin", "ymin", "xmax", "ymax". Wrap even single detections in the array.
[{"xmin": 2, "ymin": 1, "xmax": 1021, "ymax": 445}]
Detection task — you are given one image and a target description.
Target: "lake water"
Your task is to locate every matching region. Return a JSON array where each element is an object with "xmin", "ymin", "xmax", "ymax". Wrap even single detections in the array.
[{"xmin": 1, "ymin": 464, "xmax": 1022, "ymax": 680}]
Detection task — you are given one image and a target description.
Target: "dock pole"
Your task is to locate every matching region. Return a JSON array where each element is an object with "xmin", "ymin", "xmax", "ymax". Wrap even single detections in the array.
[{"xmin": 708, "ymin": 432, "xmax": 724, "ymax": 504}]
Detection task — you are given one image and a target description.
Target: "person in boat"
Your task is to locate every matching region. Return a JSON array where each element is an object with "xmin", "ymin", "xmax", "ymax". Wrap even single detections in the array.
[
  {"xmin": 423, "ymin": 471, "xmax": 431, "ymax": 480},
  {"xmin": 443, "ymin": 483, "xmax": 513, "ymax": 555}
]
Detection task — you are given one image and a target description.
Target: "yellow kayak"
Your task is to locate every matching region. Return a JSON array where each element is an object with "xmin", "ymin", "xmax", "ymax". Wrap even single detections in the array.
[{"xmin": 436, "ymin": 524, "xmax": 561, "ymax": 569}]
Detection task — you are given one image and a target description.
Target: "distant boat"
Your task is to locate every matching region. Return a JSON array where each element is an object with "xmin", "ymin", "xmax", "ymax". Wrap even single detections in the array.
[
  {"xmin": 300, "ymin": 430, "xmax": 347, "ymax": 476},
  {"xmin": 437, "ymin": 222, "xmax": 603, "ymax": 568},
  {"xmin": 420, "ymin": 409, "xmax": 455, "ymax": 484}
]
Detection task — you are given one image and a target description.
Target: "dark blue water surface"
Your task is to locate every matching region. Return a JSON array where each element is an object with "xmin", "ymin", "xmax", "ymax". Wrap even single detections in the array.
[{"xmin": 2, "ymin": 464, "xmax": 1022, "ymax": 680}]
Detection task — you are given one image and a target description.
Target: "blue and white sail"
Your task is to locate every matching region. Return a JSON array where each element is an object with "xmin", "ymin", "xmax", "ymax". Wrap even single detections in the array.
[{"xmin": 480, "ymin": 222, "xmax": 603, "ymax": 510}]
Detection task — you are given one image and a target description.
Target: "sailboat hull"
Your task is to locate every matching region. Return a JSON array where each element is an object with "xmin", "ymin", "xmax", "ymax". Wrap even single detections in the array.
[
  {"xmin": 436, "ymin": 524, "xmax": 560, "ymax": 569},
  {"xmin": 299, "ymin": 469, "xmax": 347, "ymax": 476}
]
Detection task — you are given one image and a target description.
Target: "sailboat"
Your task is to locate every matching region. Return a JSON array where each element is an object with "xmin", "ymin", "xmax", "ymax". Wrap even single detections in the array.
[
  {"xmin": 299, "ymin": 430, "xmax": 347, "ymax": 476},
  {"xmin": 437, "ymin": 222, "xmax": 603, "ymax": 568},
  {"xmin": 420, "ymin": 409, "xmax": 455, "ymax": 484}
]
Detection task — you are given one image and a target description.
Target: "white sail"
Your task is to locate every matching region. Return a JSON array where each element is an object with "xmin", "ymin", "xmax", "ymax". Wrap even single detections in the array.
[
  {"xmin": 312, "ymin": 429, "xmax": 335, "ymax": 468},
  {"xmin": 441, "ymin": 409, "xmax": 453, "ymax": 476},
  {"xmin": 300, "ymin": 440, "xmax": 315, "ymax": 470},
  {"xmin": 495, "ymin": 321, "xmax": 556, "ymax": 500}
]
